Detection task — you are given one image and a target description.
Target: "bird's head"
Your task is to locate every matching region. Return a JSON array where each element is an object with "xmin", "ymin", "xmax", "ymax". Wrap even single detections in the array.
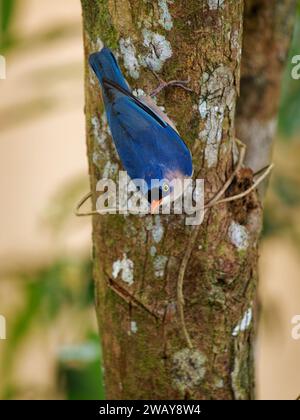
[{"xmin": 147, "ymin": 170, "xmax": 191, "ymax": 213}]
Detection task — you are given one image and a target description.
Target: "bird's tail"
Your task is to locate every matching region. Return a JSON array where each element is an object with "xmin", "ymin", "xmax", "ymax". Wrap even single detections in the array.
[{"xmin": 89, "ymin": 47, "xmax": 130, "ymax": 93}]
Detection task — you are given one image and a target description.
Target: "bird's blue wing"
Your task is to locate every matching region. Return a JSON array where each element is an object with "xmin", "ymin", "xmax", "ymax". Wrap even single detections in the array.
[
  {"xmin": 108, "ymin": 90, "xmax": 193, "ymax": 184},
  {"xmin": 102, "ymin": 78, "xmax": 168, "ymax": 129}
]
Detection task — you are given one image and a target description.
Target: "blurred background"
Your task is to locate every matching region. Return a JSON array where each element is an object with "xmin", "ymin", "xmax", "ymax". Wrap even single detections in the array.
[{"xmin": 0, "ymin": 0, "xmax": 299, "ymax": 400}]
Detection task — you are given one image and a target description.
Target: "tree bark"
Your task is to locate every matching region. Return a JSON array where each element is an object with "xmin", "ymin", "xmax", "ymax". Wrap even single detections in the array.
[
  {"xmin": 237, "ymin": 0, "xmax": 297, "ymax": 177},
  {"xmin": 80, "ymin": 0, "xmax": 295, "ymax": 400}
]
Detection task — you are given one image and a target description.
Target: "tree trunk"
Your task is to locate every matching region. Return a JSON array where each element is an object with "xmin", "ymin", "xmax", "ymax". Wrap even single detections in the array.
[
  {"xmin": 237, "ymin": 0, "xmax": 297, "ymax": 181},
  {"xmin": 80, "ymin": 0, "xmax": 295, "ymax": 400}
]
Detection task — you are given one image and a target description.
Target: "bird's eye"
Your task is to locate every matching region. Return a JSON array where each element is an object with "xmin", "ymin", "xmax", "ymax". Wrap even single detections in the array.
[{"xmin": 162, "ymin": 183, "xmax": 169, "ymax": 193}]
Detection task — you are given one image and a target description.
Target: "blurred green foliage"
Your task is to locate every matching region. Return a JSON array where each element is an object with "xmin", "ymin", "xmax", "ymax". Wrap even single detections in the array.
[
  {"xmin": 1, "ymin": 259, "xmax": 105, "ymax": 400},
  {"xmin": 263, "ymin": 4, "xmax": 300, "ymax": 239},
  {"xmin": 0, "ymin": 0, "xmax": 17, "ymax": 50},
  {"xmin": 278, "ymin": 6, "xmax": 300, "ymax": 137},
  {"xmin": 0, "ymin": 0, "xmax": 106, "ymax": 400},
  {"xmin": 58, "ymin": 337, "xmax": 105, "ymax": 400}
]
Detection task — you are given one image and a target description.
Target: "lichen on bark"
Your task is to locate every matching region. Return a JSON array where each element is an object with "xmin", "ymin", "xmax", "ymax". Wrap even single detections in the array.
[{"xmin": 80, "ymin": 0, "xmax": 295, "ymax": 400}]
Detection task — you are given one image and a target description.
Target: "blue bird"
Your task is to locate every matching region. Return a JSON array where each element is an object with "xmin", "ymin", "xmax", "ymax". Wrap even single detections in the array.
[{"xmin": 89, "ymin": 47, "xmax": 193, "ymax": 212}]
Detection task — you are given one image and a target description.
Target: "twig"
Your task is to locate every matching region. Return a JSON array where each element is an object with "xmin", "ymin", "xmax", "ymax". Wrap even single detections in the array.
[
  {"xmin": 147, "ymin": 67, "xmax": 193, "ymax": 97},
  {"xmin": 106, "ymin": 276, "xmax": 160, "ymax": 320},
  {"xmin": 75, "ymin": 192, "xmax": 95, "ymax": 216},
  {"xmin": 205, "ymin": 164, "xmax": 274, "ymax": 208},
  {"xmin": 75, "ymin": 192, "xmax": 117, "ymax": 216},
  {"xmin": 177, "ymin": 225, "xmax": 201, "ymax": 349}
]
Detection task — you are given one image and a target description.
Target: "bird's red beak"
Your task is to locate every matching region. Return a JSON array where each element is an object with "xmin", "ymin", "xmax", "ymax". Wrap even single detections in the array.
[{"xmin": 150, "ymin": 199, "xmax": 162, "ymax": 213}]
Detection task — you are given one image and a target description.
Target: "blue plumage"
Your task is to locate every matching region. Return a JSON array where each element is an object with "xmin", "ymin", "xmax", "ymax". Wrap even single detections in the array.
[{"xmin": 89, "ymin": 47, "xmax": 193, "ymax": 209}]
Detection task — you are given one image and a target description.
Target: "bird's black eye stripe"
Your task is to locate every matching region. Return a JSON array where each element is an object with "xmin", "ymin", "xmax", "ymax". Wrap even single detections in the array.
[{"xmin": 147, "ymin": 188, "xmax": 163, "ymax": 203}]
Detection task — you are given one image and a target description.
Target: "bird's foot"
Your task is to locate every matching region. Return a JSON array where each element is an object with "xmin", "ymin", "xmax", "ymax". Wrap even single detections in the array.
[{"xmin": 149, "ymin": 69, "xmax": 193, "ymax": 97}]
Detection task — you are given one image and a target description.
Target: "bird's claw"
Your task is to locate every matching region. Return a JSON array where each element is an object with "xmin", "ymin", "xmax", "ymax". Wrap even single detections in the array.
[{"xmin": 148, "ymin": 69, "xmax": 193, "ymax": 97}]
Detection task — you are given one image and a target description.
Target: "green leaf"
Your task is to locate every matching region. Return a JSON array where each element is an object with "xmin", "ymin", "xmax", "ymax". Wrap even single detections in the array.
[{"xmin": 0, "ymin": 0, "xmax": 17, "ymax": 49}]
